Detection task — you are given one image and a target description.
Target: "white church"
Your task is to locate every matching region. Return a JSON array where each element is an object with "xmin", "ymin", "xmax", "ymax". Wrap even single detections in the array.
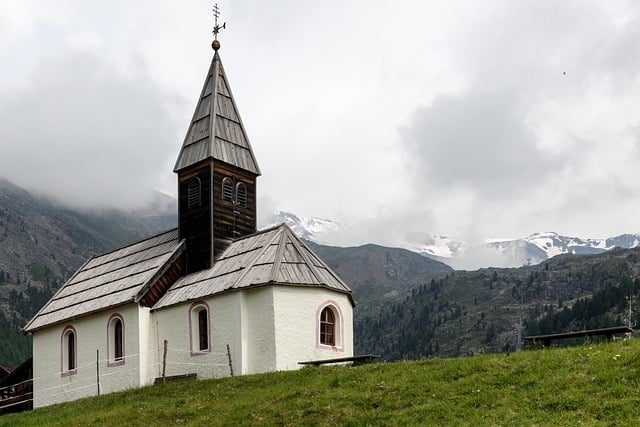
[{"xmin": 24, "ymin": 32, "xmax": 354, "ymax": 408}]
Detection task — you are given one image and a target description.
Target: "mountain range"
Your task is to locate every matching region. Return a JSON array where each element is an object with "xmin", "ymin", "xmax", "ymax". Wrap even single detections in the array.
[
  {"xmin": 274, "ymin": 211, "xmax": 640, "ymax": 269},
  {"xmin": 2, "ymin": 179, "xmax": 639, "ymax": 365}
]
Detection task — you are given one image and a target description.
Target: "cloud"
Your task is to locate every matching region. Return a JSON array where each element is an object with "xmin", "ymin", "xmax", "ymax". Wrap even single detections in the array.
[
  {"xmin": 0, "ymin": 48, "xmax": 180, "ymax": 209},
  {"xmin": 3, "ymin": 0, "xmax": 640, "ymax": 254},
  {"xmin": 400, "ymin": 89, "xmax": 562, "ymax": 199},
  {"xmin": 391, "ymin": 0, "xmax": 640, "ymax": 243}
]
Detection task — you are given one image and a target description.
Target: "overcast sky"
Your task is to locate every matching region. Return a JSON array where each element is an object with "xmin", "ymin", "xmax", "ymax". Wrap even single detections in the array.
[{"xmin": 1, "ymin": 0, "xmax": 640, "ymax": 248}]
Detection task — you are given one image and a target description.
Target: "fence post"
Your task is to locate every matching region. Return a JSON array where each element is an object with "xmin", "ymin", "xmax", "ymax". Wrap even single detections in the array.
[
  {"xmin": 96, "ymin": 349, "xmax": 100, "ymax": 396},
  {"xmin": 162, "ymin": 340, "xmax": 168, "ymax": 384},
  {"xmin": 226, "ymin": 344, "xmax": 234, "ymax": 377}
]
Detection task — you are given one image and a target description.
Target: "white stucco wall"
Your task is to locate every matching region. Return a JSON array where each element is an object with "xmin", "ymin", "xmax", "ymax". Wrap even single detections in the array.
[
  {"xmin": 152, "ymin": 292, "xmax": 242, "ymax": 380},
  {"xmin": 152, "ymin": 286, "xmax": 353, "ymax": 378},
  {"xmin": 243, "ymin": 287, "xmax": 276, "ymax": 374},
  {"xmin": 137, "ymin": 306, "xmax": 158, "ymax": 386},
  {"xmin": 152, "ymin": 288, "xmax": 279, "ymax": 379},
  {"xmin": 31, "ymin": 303, "xmax": 149, "ymax": 408},
  {"xmin": 32, "ymin": 286, "xmax": 354, "ymax": 408},
  {"xmin": 271, "ymin": 287, "xmax": 354, "ymax": 370}
]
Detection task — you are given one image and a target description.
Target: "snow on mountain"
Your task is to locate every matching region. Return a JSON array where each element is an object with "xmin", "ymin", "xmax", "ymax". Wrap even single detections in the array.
[
  {"xmin": 401, "ymin": 231, "xmax": 640, "ymax": 268},
  {"xmin": 265, "ymin": 211, "xmax": 640, "ymax": 269},
  {"xmin": 484, "ymin": 232, "xmax": 640, "ymax": 267},
  {"xmin": 266, "ymin": 211, "xmax": 343, "ymax": 245},
  {"xmin": 606, "ymin": 234, "xmax": 640, "ymax": 251},
  {"xmin": 402, "ymin": 232, "xmax": 466, "ymax": 259}
]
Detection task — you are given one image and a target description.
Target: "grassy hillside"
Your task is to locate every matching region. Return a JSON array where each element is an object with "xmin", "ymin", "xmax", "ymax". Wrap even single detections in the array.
[{"xmin": 3, "ymin": 339, "xmax": 640, "ymax": 426}]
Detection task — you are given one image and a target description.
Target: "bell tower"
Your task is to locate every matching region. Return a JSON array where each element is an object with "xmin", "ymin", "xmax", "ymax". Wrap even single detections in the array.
[{"xmin": 174, "ymin": 12, "xmax": 260, "ymax": 274}]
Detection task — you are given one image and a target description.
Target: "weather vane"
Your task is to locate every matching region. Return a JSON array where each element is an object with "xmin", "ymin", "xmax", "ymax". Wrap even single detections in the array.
[{"xmin": 212, "ymin": 3, "xmax": 226, "ymax": 42}]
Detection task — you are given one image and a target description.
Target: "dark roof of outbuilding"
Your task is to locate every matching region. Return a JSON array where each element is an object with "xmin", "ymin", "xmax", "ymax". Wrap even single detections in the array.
[{"xmin": 0, "ymin": 364, "xmax": 12, "ymax": 377}]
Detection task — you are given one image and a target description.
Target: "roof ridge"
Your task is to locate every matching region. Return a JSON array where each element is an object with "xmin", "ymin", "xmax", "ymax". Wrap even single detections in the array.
[
  {"xmin": 215, "ymin": 223, "xmax": 284, "ymax": 251},
  {"xmin": 228, "ymin": 226, "xmax": 284, "ymax": 289},
  {"xmin": 135, "ymin": 240, "xmax": 186, "ymax": 304},
  {"xmin": 208, "ymin": 54, "xmax": 220, "ymax": 162},
  {"xmin": 214, "ymin": 56, "xmax": 261, "ymax": 175},
  {"xmin": 280, "ymin": 224, "xmax": 353, "ymax": 303},
  {"xmin": 281, "ymin": 225, "xmax": 326, "ymax": 285},
  {"xmin": 269, "ymin": 225, "xmax": 288, "ymax": 283}
]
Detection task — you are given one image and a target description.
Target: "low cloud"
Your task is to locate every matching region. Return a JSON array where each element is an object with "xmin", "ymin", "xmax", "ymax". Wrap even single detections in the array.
[{"xmin": 0, "ymin": 49, "xmax": 179, "ymax": 209}]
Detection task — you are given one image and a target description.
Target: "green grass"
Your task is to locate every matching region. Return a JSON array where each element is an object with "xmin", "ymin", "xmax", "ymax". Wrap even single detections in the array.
[{"xmin": 3, "ymin": 339, "xmax": 640, "ymax": 426}]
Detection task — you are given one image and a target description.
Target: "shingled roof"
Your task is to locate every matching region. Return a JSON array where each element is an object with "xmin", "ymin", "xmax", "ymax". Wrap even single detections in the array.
[
  {"xmin": 173, "ymin": 50, "xmax": 260, "ymax": 175},
  {"xmin": 153, "ymin": 223, "xmax": 353, "ymax": 310},
  {"xmin": 23, "ymin": 230, "xmax": 184, "ymax": 332},
  {"xmin": 24, "ymin": 224, "xmax": 353, "ymax": 332}
]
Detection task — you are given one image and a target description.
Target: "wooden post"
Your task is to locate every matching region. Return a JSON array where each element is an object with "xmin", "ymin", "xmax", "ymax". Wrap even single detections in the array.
[
  {"xmin": 162, "ymin": 339, "xmax": 168, "ymax": 384},
  {"xmin": 96, "ymin": 349, "xmax": 100, "ymax": 396},
  {"xmin": 226, "ymin": 344, "xmax": 234, "ymax": 377}
]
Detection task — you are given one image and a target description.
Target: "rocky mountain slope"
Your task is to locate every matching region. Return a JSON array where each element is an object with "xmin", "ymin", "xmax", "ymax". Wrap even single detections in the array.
[
  {"xmin": 0, "ymin": 178, "xmax": 176, "ymax": 280},
  {"xmin": 0, "ymin": 178, "xmax": 177, "ymax": 366},
  {"xmin": 357, "ymin": 248, "xmax": 640, "ymax": 360},
  {"xmin": 305, "ymin": 241, "xmax": 453, "ymax": 318}
]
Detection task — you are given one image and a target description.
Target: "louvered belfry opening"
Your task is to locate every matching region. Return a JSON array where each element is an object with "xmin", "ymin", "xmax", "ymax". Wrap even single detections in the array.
[{"xmin": 174, "ymin": 46, "xmax": 261, "ymax": 274}]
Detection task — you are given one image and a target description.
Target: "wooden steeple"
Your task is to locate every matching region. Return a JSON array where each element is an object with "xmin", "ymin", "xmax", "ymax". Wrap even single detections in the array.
[{"xmin": 175, "ymin": 36, "xmax": 261, "ymax": 274}]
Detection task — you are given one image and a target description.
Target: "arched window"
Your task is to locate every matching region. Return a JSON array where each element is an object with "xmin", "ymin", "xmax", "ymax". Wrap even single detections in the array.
[
  {"xmin": 317, "ymin": 302, "xmax": 344, "ymax": 349},
  {"xmin": 198, "ymin": 309, "xmax": 208, "ymax": 351},
  {"xmin": 222, "ymin": 177, "xmax": 234, "ymax": 202},
  {"xmin": 187, "ymin": 177, "xmax": 201, "ymax": 209},
  {"xmin": 190, "ymin": 302, "xmax": 210, "ymax": 355},
  {"xmin": 61, "ymin": 326, "xmax": 77, "ymax": 375},
  {"xmin": 107, "ymin": 314, "xmax": 125, "ymax": 366},
  {"xmin": 320, "ymin": 307, "xmax": 336, "ymax": 346},
  {"xmin": 235, "ymin": 182, "xmax": 247, "ymax": 207},
  {"xmin": 114, "ymin": 319, "xmax": 123, "ymax": 359}
]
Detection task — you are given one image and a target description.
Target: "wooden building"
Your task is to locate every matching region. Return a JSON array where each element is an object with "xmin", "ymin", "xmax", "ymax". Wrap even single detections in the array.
[
  {"xmin": 24, "ymin": 37, "xmax": 354, "ymax": 408},
  {"xmin": 0, "ymin": 365, "xmax": 11, "ymax": 381},
  {"xmin": 0, "ymin": 358, "xmax": 33, "ymax": 415}
]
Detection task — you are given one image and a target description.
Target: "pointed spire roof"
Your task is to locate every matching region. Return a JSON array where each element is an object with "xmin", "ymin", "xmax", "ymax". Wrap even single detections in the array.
[{"xmin": 174, "ymin": 48, "xmax": 260, "ymax": 175}]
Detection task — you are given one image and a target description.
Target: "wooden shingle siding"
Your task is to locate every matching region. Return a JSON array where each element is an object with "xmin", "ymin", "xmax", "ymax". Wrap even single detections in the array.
[
  {"xmin": 216, "ymin": 93, "xmax": 238, "ymax": 121},
  {"xmin": 212, "ymin": 162, "xmax": 256, "ymax": 242},
  {"xmin": 178, "ymin": 164, "xmax": 214, "ymax": 273},
  {"xmin": 187, "ymin": 117, "xmax": 211, "ymax": 144}
]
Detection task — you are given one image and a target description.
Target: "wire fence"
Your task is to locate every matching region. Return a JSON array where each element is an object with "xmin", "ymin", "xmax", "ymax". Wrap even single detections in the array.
[{"xmin": 0, "ymin": 342, "xmax": 233, "ymax": 412}]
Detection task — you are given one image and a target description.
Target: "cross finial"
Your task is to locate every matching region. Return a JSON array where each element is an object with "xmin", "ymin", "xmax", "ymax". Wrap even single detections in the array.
[{"xmin": 212, "ymin": 3, "xmax": 226, "ymax": 50}]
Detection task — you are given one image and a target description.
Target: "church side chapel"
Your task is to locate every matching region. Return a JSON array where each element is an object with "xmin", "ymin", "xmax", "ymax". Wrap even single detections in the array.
[{"xmin": 23, "ymin": 12, "xmax": 354, "ymax": 408}]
